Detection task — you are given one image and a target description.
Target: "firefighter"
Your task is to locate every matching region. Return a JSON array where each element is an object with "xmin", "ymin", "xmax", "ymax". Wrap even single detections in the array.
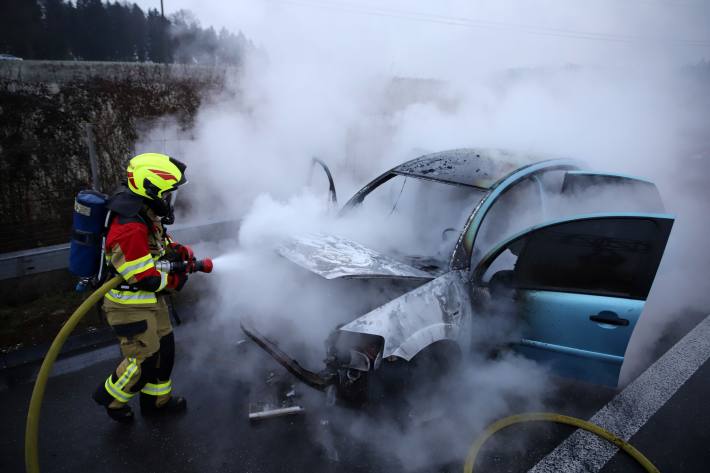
[{"xmin": 92, "ymin": 153, "xmax": 193, "ymax": 422}]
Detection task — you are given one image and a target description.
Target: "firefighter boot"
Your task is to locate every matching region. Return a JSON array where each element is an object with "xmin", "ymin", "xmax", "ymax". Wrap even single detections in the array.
[
  {"xmin": 139, "ymin": 392, "xmax": 187, "ymax": 417},
  {"xmin": 92, "ymin": 384, "xmax": 134, "ymax": 423}
]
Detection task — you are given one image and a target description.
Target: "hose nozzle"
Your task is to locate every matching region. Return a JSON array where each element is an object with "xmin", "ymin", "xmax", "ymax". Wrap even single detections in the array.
[
  {"xmin": 194, "ymin": 258, "xmax": 213, "ymax": 273},
  {"xmin": 158, "ymin": 257, "xmax": 214, "ymax": 274}
]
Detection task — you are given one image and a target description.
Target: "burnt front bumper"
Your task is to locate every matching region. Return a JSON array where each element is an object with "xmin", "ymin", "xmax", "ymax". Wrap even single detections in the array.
[{"xmin": 240, "ymin": 319, "xmax": 332, "ymax": 391}]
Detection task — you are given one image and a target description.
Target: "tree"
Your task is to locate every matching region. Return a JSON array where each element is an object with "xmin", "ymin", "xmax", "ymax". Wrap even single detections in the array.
[
  {"xmin": 39, "ymin": 0, "xmax": 71, "ymax": 59},
  {"xmin": 147, "ymin": 8, "xmax": 172, "ymax": 63},
  {"xmin": 0, "ymin": 1, "xmax": 249, "ymax": 64},
  {"xmin": 74, "ymin": 0, "xmax": 111, "ymax": 60},
  {"xmin": 0, "ymin": 0, "xmax": 43, "ymax": 58},
  {"xmin": 106, "ymin": 2, "xmax": 129, "ymax": 60},
  {"xmin": 128, "ymin": 4, "xmax": 148, "ymax": 61}
]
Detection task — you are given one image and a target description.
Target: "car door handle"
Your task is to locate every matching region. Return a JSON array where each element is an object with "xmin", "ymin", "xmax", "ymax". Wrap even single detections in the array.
[{"xmin": 589, "ymin": 311, "xmax": 629, "ymax": 326}]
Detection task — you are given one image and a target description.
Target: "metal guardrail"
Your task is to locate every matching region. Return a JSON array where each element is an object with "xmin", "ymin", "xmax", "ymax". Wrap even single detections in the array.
[{"xmin": 0, "ymin": 219, "xmax": 240, "ymax": 281}]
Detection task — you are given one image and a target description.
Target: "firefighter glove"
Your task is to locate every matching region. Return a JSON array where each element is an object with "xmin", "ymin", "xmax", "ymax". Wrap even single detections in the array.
[
  {"xmin": 167, "ymin": 272, "xmax": 188, "ymax": 291},
  {"xmin": 169, "ymin": 242, "xmax": 194, "ymax": 262}
]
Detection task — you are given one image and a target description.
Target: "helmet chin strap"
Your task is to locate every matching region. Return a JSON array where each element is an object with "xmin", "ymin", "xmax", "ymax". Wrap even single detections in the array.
[{"xmin": 161, "ymin": 207, "xmax": 175, "ymax": 226}]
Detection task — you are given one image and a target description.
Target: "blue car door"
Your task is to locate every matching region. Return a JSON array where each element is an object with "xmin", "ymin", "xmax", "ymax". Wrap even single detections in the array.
[{"xmin": 474, "ymin": 213, "xmax": 674, "ymax": 387}]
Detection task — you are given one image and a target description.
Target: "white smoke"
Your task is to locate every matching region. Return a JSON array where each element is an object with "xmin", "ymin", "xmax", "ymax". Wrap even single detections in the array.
[{"xmin": 134, "ymin": 0, "xmax": 710, "ymax": 468}]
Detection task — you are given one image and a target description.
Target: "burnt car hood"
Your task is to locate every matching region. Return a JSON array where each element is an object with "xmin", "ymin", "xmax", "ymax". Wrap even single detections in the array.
[{"xmin": 277, "ymin": 233, "xmax": 436, "ymax": 281}]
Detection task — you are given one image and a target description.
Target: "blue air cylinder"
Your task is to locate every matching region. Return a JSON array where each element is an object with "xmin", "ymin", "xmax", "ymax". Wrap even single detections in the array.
[{"xmin": 69, "ymin": 190, "xmax": 108, "ymax": 278}]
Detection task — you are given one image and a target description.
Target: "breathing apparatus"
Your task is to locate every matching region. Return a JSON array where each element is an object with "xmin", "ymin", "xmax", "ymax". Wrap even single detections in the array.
[{"xmin": 69, "ymin": 153, "xmax": 209, "ymax": 291}]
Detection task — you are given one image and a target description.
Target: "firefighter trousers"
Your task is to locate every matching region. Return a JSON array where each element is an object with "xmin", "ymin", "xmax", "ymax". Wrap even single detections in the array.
[{"xmin": 93, "ymin": 296, "xmax": 176, "ymax": 408}]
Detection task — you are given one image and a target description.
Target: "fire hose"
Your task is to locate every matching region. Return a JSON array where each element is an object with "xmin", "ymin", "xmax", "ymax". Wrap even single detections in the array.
[
  {"xmin": 463, "ymin": 412, "xmax": 660, "ymax": 473},
  {"xmin": 25, "ymin": 258, "xmax": 212, "ymax": 473},
  {"xmin": 25, "ymin": 275, "xmax": 121, "ymax": 473}
]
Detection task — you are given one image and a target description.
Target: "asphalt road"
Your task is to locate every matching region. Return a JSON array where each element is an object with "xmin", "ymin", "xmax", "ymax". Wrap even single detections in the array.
[{"xmin": 1, "ymin": 310, "xmax": 708, "ymax": 473}]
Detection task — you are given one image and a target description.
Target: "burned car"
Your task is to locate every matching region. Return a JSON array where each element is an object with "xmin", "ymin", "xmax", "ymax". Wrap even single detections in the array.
[{"xmin": 242, "ymin": 148, "xmax": 673, "ymax": 403}]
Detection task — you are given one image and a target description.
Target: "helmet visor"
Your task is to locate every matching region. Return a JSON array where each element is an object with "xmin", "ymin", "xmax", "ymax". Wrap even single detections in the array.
[{"xmin": 168, "ymin": 156, "xmax": 188, "ymax": 191}]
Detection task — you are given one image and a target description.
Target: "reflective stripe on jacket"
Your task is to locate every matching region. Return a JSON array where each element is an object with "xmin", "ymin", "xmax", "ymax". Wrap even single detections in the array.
[{"xmin": 104, "ymin": 211, "xmax": 170, "ymax": 305}]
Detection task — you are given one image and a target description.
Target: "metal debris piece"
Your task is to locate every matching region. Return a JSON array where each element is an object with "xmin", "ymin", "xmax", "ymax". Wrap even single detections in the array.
[
  {"xmin": 241, "ymin": 320, "xmax": 331, "ymax": 390},
  {"xmin": 248, "ymin": 403, "xmax": 305, "ymax": 421},
  {"xmin": 249, "ymin": 373, "xmax": 305, "ymax": 423}
]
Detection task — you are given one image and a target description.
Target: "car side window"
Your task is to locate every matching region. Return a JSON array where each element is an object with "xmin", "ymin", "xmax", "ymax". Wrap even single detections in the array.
[
  {"xmin": 481, "ymin": 249, "xmax": 517, "ymax": 284},
  {"xmin": 559, "ymin": 173, "xmax": 665, "ymax": 213},
  {"xmin": 472, "ymin": 177, "xmax": 542, "ymax": 268},
  {"xmin": 513, "ymin": 218, "xmax": 660, "ymax": 299}
]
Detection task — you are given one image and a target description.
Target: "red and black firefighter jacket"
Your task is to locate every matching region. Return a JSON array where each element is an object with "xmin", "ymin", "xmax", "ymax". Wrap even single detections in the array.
[{"xmin": 104, "ymin": 210, "xmax": 176, "ymax": 305}]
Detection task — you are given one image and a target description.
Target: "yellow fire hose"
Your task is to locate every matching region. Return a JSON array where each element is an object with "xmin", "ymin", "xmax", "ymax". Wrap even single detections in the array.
[
  {"xmin": 25, "ymin": 276, "xmax": 122, "ymax": 473},
  {"xmin": 463, "ymin": 412, "xmax": 660, "ymax": 473}
]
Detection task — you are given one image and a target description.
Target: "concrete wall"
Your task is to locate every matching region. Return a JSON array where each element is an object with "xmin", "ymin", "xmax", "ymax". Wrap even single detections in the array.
[{"xmin": 0, "ymin": 61, "xmax": 229, "ymax": 252}]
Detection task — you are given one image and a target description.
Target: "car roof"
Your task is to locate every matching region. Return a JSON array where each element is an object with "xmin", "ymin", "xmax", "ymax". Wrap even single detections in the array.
[{"xmin": 392, "ymin": 148, "xmax": 542, "ymax": 189}]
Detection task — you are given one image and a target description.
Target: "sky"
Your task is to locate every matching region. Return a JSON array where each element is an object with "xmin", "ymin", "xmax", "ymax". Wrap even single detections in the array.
[{"xmin": 136, "ymin": 0, "xmax": 710, "ymax": 76}]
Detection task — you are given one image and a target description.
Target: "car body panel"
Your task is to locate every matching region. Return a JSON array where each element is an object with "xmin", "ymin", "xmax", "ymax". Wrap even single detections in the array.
[
  {"xmin": 516, "ymin": 291, "xmax": 641, "ymax": 386},
  {"xmin": 473, "ymin": 212, "xmax": 674, "ymax": 386},
  {"xmin": 340, "ymin": 270, "xmax": 472, "ymax": 360},
  {"xmin": 277, "ymin": 233, "xmax": 435, "ymax": 280}
]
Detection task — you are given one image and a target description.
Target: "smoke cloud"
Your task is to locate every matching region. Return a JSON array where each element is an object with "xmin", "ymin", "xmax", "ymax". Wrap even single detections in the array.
[{"xmin": 134, "ymin": 0, "xmax": 710, "ymax": 468}]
